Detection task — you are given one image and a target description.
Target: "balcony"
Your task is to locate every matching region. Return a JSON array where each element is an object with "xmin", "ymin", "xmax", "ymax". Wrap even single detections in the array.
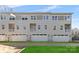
[{"xmin": 65, "ymin": 24, "xmax": 71, "ymax": 32}]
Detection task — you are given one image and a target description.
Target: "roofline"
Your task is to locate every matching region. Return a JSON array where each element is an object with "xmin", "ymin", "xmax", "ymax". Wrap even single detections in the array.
[{"xmin": 0, "ymin": 12, "xmax": 73, "ymax": 15}]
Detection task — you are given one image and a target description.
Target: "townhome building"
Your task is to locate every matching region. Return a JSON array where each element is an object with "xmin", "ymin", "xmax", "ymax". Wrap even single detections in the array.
[{"xmin": 0, "ymin": 12, "xmax": 72, "ymax": 42}]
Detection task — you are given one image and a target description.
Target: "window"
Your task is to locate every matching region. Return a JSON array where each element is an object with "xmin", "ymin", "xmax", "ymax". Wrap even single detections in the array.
[
  {"xmin": 45, "ymin": 25, "xmax": 47, "ymax": 30},
  {"xmin": 34, "ymin": 16, "xmax": 36, "ymax": 20},
  {"xmin": 65, "ymin": 16, "xmax": 71, "ymax": 20},
  {"xmin": 9, "ymin": 17, "xmax": 15, "ymax": 20},
  {"xmin": 44, "ymin": 16, "xmax": 45, "ymax": 20},
  {"xmin": 67, "ymin": 16, "xmax": 71, "ymax": 20},
  {"xmin": 25, "ymin": 18, "xmax": 28, "ymax": 20},
  {"xmin": 31, "ymin": 16, "xmax": 36, "ymax": 20},
  {"xmin": 46, "ymin": 16, "xmax": 49, "ymax": 20},
  {"xmin": 52, "ymin": 16, "xmax": 54, "ymax": 20},
  {"xmin": 37, "ymin": 16, "xmax": 43, "ymax": 20},
  {"xmin": 53, "ymin": 26, "xmax": 56, "ymax": 30},
  {"xmin": 2, "ymin": 25, "xmax": 5, "ymax": 29},
  {"xmin": 68, "ymin": 16, "xmax": 70, "ymax": 19},
  {"xmin": 44, "ymin": 16, "xmax": 49, "ymax": 20},
  {"xmin": 22, "ymin": 17, "xmax": 28, "ymax": 20},
  {"xmin": 52, "ymin": 16, "xmax": 58, "ymax": 20},
  {"xmin": 65, "ymin": 16, "xmax": 67, "ymax": 20},
  {"xmin": 55, "ymin": 16, "xmax": 57, "ymax": 20},
  {"xmin": 31, "ymin": 16, "xmax": 33, "ymax": 20},
  {"xmin": 1, "ymin": 15, "xmax": 3, "ymax": 20},
  {"xmin": 38, "ymin": 25, "xmax": 40, "ymax": 30},
  {"xmin": 22, "ymin": 18, "xmax": 24, "ymax": 20},
  {"xmin": 58, "ymin": 16, "xmax": 64, "ymax": 20},
  {"xmin": 0, "ymin": 15, "xmax": 6, "ymax": 20},
  {"xmin": 60, "ymin": 25, "xmax": 63, "ymax": 30}
]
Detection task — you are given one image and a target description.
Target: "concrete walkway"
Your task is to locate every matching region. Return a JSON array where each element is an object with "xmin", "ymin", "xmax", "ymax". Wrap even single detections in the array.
[{"xmin": 0, "ymin": 45, "xmax": 21, "ymax": 53}]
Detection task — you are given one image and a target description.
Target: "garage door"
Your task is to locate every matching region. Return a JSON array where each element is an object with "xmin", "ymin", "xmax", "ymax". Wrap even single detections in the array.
[
  {"xmin": 31, "ymin": 34, "xmax": 48, "ymax": 41},
  {"xmin": 11, "ymin": 34, "xmax": 28, "ymax": 41},
  {"xmin": 0, "ymin": 35, "xmax": 6, "ymax": 41},
  {"xmin": 52, "ymin": 36, "xmax": 71, "ymax": 42}
]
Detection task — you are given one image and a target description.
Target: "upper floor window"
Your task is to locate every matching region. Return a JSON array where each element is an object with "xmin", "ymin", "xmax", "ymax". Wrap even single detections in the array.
[
  {"xmin": 31, "ymin": 16, "xmax": 36, "ymax": 20},
  {"xmin": 52, "ymin": 16, "xmax": 57, "ymax": 20},
  {"xmin": 58, "ymin": 16, "xmax": 64, "ymax": 20},
  {"xmin": 31, "ymin": 16, "xmax": 33, "ymax": 20},
  {"xmin": 52, "ymin": 16, "xmax": 54, "ymax": 20},
  {"xmin": 65, "ymin": 16, "xmax": 67, "ymax": 20},
  {"xmin": 9, "ymin": 17, "xmax": 15, "ymax": 20},
  {"xmin": 65, "ymin": 16, "xmax": 71, "ymax": 20},
  {"xmin": 55, "ymin": 16, "xmax": 57, "ymax": 20},
  {"xmin": 44, "ymin": 16, "xmax": 49, "ymax": 20},
  {"xmin": 46, "ymin": 16, "xmax": 49, "ymax": 20},
  {"xmin": 1, "ymin": 15, "xmax": 3, "ymax": 20},
  {"xmin": 0, "ymin": 15, "xmax": 6, "ymax": 20},
  {"xmin": 22, "ymin": 17, "xmax": 28, "ymax": 20},
  {"xmin": 68, "ymin": 16, "xmax": 70, "ymax": 19},
  {"xmin": 37, "ymin": 16, "xmax": 43, "ymax": 20}
]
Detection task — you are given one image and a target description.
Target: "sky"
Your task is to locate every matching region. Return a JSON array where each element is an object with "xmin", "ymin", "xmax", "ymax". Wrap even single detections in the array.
[{"xmin": 1, "ymin": 5, "xmax": 79, "ymax": 29}]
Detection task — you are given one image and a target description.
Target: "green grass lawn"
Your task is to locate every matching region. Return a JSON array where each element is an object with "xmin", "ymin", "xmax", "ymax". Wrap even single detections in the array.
[{"xmin": 21, "ymin": 46, "xmax": 79, "ymax": 53}]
